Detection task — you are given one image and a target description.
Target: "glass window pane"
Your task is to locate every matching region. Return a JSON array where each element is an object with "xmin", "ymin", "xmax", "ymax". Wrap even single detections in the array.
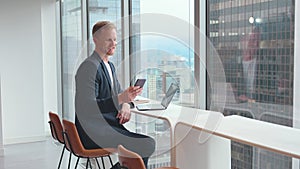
[
  {"xmin": 61, "ymin": 0, "xmax": 82, "ymax": 119},
  {"xmin": 130, "ymin": 0, "xmax": 194, "ymax": 168},
  {"xmin": 131, "ymin": 0, "xmax": 195, "ymax": 107},
  {"xmin": 60, "ymin": 0, "xmax": 122, "ymax": 119},
  {"xmin": 87, "ymin": 0, "xmax": 123, "ymax": 67},
  {"xmin": 207, "ymin": 0, "xmax": 295, "ymax": 168}
]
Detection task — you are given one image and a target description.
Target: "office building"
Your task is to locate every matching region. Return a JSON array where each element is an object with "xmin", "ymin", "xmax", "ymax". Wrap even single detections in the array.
[{"xmin": 207, "ymin": 0, "xmax": 294, "ymax": 168}]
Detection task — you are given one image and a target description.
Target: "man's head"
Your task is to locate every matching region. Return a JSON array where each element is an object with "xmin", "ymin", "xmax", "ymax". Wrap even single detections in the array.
[{"xmin": 92, "ymin": 21, "xmax": 117, "ymax": 57}]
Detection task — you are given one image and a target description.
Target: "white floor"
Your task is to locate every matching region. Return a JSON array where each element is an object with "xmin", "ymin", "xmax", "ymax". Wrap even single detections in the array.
[{"xmin": 0, "ymin": 137, "xmax": 118, "ymax": 169}]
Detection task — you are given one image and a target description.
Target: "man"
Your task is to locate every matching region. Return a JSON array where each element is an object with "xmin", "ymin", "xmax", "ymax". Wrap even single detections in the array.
[
  {"xmin": 237, "ymin": 27, "xmax": 260, "ymax": 102},
  {"xmin": 75, "ymin": 21, "xmax": 155, "ymax": 167}
]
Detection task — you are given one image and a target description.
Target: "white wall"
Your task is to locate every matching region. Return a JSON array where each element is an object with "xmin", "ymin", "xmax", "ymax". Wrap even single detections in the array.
[
  {"xmin": 0, "ymin": 0, "xmax": 58, "ymax": 144},
  {"xmin": 41, "ymin": 0, "xmax": 59, "ymax": 133}
]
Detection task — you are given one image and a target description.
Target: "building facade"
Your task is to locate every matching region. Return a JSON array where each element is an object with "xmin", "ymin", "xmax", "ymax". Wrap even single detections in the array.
[{"xmin": 207, "ymin": 0, "xmax": 295, "ymax": 168}]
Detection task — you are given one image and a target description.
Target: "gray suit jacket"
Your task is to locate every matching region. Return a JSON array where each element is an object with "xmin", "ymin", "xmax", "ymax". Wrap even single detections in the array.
[{"xmin": 75, "ymin": 51, "xmax": 125, "ymax": 148}]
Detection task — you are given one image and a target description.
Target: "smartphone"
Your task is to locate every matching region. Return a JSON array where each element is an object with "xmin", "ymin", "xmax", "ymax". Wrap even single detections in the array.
[{"xmin": 134, "ymin": 79, "xmax": 146, "ymax": 88}]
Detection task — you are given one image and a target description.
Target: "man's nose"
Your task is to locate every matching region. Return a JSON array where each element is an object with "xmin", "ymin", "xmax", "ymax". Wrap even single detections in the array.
[{"xmin": 110, "ymin": 40, "xmax": 117, "ymax": 46}]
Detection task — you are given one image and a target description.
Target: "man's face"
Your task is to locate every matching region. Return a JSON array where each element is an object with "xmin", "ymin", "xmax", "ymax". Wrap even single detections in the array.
[{"xmin": 94, "ymin": 28, "xmax": 117, "ymax": 56}]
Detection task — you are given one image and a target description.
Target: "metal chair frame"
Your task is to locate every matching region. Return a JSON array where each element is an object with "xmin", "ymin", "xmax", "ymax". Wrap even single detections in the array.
[
  {"xmin": 48, "ymin": 112, "xmax": 71, "ymax": 169},
  {"xmin": 62, "ymin": 120, "xmax": 114, "ymax": 169}
]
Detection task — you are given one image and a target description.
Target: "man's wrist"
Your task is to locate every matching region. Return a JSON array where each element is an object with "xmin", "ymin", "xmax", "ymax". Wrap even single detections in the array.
[
  {"xmin": 122, "ymin": 103, "xmax": 130, "ymax": 109},
  {"xmin": 118, "ymin": 93, "xmax": 124, "ymax": 104}
]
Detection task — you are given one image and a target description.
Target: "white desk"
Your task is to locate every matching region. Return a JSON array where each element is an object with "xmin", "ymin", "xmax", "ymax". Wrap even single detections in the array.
[
  {"xmin": 131, "ymin": 102, "xmax": 300, "ymax": 168},
  {"xmin": 219, "ymin": 115, "xmax": 300, "ymax": 159},
  {"xmin": 174, "ymin": 110, "xmax": 230, "ymax": 169},
  {"xmin": 131, "ymin": 103, "xmax": 230, "ymax": 168}
]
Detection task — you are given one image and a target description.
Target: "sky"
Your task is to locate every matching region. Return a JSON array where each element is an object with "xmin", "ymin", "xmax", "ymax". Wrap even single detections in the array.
[
  {"xmin": 138, "ymin": 0, "xmax": 196, "ymax": 68},
  {"xmin": 140, "ymin": 0, "xmax": 193, "ymax": 22}
]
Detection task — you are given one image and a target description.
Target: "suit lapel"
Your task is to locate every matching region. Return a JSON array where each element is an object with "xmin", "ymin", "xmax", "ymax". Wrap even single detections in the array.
[{"xmin": 92, "ymin": 51, "xmax": 113, "ymax": 90}]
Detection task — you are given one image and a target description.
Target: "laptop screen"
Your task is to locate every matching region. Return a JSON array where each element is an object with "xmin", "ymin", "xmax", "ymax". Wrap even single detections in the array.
[{"xmin": 161, "ymin": 83, "xmax": 179, "ymax": 108}]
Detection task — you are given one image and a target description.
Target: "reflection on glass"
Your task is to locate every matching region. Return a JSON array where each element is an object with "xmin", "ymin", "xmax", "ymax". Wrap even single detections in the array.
[
  {"xmin": 207, "ymin": 0, "xmax": 295, "ymax": 168},
  {"xmin": 130, "ymin": 0, "xmax": 194, "ymax": 168},
  {"xmin": 61, "ymin": 0, "xmax": 82, "ymax": 119}
]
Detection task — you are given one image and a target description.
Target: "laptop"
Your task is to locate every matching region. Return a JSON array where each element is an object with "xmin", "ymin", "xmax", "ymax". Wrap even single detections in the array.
[{"xmin": 136, "ymin": 83, "xmax": 179, "ymax": 111}]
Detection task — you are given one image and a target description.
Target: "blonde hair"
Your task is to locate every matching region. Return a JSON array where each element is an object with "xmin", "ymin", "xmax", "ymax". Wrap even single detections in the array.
[{"xmin": 92, "ymin": 21, "xmax": 116, "ymax": 37}]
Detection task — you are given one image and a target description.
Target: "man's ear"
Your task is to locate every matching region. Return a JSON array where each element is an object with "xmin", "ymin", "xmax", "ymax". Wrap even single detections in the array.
[{"xmin": 93, "ymin": 36, "xmax": 97, "ymax": 43}]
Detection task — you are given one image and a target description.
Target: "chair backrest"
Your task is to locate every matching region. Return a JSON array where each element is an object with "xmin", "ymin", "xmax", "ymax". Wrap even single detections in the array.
[
  {"xmin": 118, "ymin": 145, "xmax": 147, "ymax": 169},
  {"xmin": 48, "ymin": 112, "xmax": 64, "ymax": 144},
  {"xmin": 62, "ymin": 119, "xmax": 86, "ymax": 156}
]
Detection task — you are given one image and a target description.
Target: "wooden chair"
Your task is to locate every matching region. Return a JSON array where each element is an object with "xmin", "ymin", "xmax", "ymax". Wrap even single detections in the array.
[
  {"xmin": 62, "ymin": 119, "xmax": 116, "ymax": 169},
  {"xmin": 118, "ymin": 145, "xmax": 179, "ymax": 169},
  {"xmin": 48, "ymin": 111, "xmax": 69, "ymax": 169}
]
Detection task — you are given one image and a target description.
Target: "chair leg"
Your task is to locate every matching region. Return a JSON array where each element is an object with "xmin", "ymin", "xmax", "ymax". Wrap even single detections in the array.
[
  {"xmin": 89, "ymin": 158, "xmax": 93, "ymax": 169},
  {"xmin": 68, "ymin": 151, "xmax": 72, "ymax": 169},
  {"xmin": 57, "ymin": 145, "xmax": 66, "ymax": 169},
  {"xmin": 95, "ymin": 158, "xmax": 101, "ymax": 169},
  {"xmin": 86, "ymin": 158, "xmax": 89, "ymax": 169},
  {"xmin": 101, "ymin": 157, "xmax": 105, "ymax": 169},
  {"xmin": 108, "ymin": 155, "xmax": 114, "ymax": 167},
  {"xmin": 74, "ymin": 157, "xmax": 80, "ymax": 169},
  {"xmin": 86, "ymin": 158, "xmax": 93, "ymax": 169}
]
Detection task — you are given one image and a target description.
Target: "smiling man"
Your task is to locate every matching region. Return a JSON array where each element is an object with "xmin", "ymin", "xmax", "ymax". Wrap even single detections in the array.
[{"xmin": 74, "ymin": 21, "xmax": 155, "ymax": 167}]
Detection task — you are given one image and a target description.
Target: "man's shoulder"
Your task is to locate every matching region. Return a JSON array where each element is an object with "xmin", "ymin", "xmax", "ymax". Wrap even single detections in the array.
[
  {"xmin": 76, "ymin": 57, "xmax": 100, "ymax": 76},
  {"xmin": 79, "ymin": 53, "xmax": 101, "ymax": 67}
]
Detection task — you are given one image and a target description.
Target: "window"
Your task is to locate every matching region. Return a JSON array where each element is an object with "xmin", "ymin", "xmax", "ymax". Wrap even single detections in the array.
[
  {"xmin": 61, "ymin": 0, "xmax": 82, "ymax": 119},
  {"xmin": 207, "ymin": 0, "xmax": 295, "ymax": 168},
  {"xmin": 58, "ymin": 1, "xmax": 298, "ymax": 168},
  {"xmin": 60, "ymin": 0, "xmax": 123, "ymax": 119},
  {"xmin": 87, "ymin": 0, "xmax": 123, "ymax": 65},
  {"xmin": 129, "ymin": 1, "xmax": 195, "ymax": 168},
  {"xmin": 130, "ymin": 0, "xmax": 195, "ymax": 107}
]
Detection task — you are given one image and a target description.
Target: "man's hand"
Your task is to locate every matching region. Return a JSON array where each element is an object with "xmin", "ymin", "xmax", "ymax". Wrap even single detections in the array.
[
  {"xmin": 116, "ymin": 103, "xmax": 131, "ymax": 124},
  {"xmin": 118, "ymin": 86, "xmax": 143, "ymax": 104}
]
